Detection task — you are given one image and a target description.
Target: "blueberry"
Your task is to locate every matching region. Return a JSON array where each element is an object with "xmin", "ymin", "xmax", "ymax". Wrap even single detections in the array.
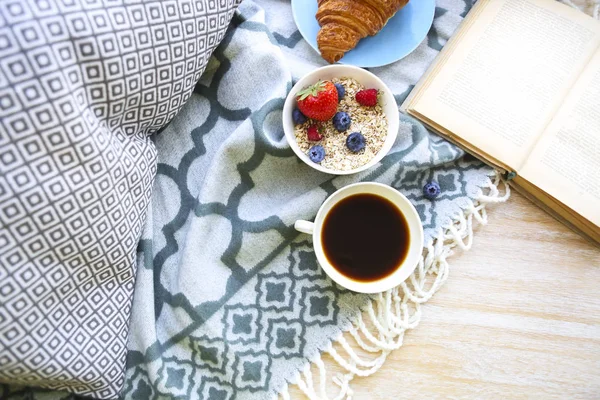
[
  {"xmin": 346, "ymin": 132, "xmax": 365, "ymax": 153},
  {"xmin": 293, "ymin": 108, "xmax": 307, "ymax": 125},
  {"xmin": 334, "ymin": 83, "xmax": 345, "ymax": 101},
  {"xmin": 332, "ymin": 112, "xmax": 351, "ymax": 132},
  {"xmin": 423, "ymin": 181, "xmax": 441, "ymax": 200},
  {"xmin": 308, "ymin": 145, "xmax": 325, "ymax": 163}
]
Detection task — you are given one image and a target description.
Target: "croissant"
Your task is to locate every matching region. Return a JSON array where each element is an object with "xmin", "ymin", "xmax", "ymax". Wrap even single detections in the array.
[{"xmin": 316, "ymin": 0, "xmax": 409, "ymax": 64}]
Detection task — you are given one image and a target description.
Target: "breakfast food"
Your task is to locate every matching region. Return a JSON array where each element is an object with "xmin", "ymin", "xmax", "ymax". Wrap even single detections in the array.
[
  {"xmin": 346, "ymin": 132, "xmax": 365, "ymax": 153},
  {"xmin": 423, "ymin": 181, "xmax": 441, "ymax": 200},
  {"xmin": 316, "ymin": 0, "xmax": 410, "ymax": 64},
  {"xmin": 307, "ymin": 124, "xmax": 323, "ymax": 141},
  {"xmin": 309, "ymin": 145, "xmax": 326, "ymax": 163},
  {"xmin": 321, "ymin": 192, "xmax": 410, "ymax": 282},
  {"xmin": 355, "ymin": 89, "xmax": 380, "ymax": 107},
  {"xmin": 334, "ymin": 83, "xmax": 345, "ymax": 100},
  {"xmin": 332, "ymin": 111, "xmax": 351, "ymax": 131},
  {"xmin": 294, "ymin": 77, "xmax": 387, "ymax": 171},
  {"xmin": 292, "ymin": 108, "xmax": 307, "ymax": 125},
  {"xmin": 296, "ymin": 80, "xmax": 338, "ymax": 121}
]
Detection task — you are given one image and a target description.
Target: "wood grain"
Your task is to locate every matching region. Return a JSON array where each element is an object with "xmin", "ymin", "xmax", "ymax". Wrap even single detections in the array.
[{"xmin": 290, "ymin": 191, "xmax": 600, "ymax": 399}]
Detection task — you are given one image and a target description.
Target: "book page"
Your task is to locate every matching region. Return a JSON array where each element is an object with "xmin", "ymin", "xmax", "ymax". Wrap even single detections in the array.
[
  {"xmin": 410, "ymin": 0, "xmax": 600, "ymax": 170},
  {"xmin": 521, "ymin": 49, "xmax": 600, "ymax": 227}
]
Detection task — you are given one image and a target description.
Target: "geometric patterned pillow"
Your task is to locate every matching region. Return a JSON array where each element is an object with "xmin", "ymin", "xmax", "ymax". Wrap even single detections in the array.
[{"xmin": 0, "ymin": 0, "xmax": 240, "ymax": 398}]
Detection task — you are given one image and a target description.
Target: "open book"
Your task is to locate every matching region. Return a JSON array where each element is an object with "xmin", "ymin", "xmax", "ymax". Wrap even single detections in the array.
[{"xmin": 402, "ymin": 0, "xmax": 600, "ymax": 245}]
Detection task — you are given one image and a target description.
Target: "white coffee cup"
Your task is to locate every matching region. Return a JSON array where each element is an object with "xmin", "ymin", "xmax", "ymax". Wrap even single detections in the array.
[{"xmin": 294, "ymin": 182, "xmax": 424, "ymax": 293}]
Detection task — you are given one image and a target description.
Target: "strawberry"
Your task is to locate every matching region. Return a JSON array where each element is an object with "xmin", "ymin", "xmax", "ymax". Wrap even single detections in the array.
[
  {"xmin": 355, "ymin": 89, "xmax": 379, "ymax": 107},
  {"xmin": 306, "ymin": 124, "xmax": 323, "ymax": 141},
  {"xmin": 296, "ymin": 80, "xmax": 338, "ymax": 121}
]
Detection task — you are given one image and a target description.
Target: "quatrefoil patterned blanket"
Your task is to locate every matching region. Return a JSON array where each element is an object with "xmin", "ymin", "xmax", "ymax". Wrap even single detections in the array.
[{"xmin": 1, "ymin": 0, "xmax": 494, "ymax": 399}]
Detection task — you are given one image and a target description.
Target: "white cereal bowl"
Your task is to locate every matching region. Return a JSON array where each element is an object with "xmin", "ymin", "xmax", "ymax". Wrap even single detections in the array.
[
  {"xmin": 294, "ymin": 182, "xmax": 424, "ymax": 293},
  {"xmin": 282, "ymin": 65, "xmax": 399, "ymax": 175}
]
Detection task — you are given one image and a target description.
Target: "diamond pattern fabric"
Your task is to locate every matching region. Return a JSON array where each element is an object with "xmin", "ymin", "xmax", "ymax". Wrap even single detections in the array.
[{"xmin": 0, "ymin": 0, "xmax": 241, "ymax": 398}]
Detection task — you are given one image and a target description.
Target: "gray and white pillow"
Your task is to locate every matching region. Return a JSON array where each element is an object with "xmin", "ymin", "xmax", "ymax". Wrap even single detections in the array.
[{"xmin": 0, "ymin": 0, "xmax": 241, "ymax": 398}]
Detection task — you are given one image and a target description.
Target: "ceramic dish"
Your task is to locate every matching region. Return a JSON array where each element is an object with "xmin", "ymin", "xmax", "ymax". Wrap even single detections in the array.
[
  {"xmin": 282, "ymin": 65, "xmax": 399, "ymax": 175},
  {"xmin": 291, "ymin": 0, "xmax": 436, "ymax": 67},
  {"xmin": 295, "ymin": 182, "xmax": 424, "ymax": 293}
]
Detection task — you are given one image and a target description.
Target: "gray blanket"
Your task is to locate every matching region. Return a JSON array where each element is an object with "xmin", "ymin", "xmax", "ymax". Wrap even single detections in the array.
[
  {"xmin": 122, "ymin": 1, "xmax": 494, "ymax": 399},
  {"xmin": 1, "ymin": 0, "xmax": 498, "ymax": 398}
]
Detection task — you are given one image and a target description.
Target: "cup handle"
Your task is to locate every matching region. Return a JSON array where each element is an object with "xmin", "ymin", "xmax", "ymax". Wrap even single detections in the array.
[{"xmin": 294, "ymin": 220, "xmax": 314, "ymax": 235}]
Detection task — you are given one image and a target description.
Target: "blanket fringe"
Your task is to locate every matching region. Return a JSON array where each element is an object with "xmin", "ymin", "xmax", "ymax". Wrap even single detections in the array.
[{"xmin": 281, "ymin": 172, "xmax": 510, "ymax": 399}]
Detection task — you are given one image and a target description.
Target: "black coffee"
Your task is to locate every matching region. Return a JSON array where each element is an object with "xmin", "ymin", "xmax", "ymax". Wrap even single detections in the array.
[{"xmin": 321, "ymin": 193, "xmax": 410, "ymax": 282}]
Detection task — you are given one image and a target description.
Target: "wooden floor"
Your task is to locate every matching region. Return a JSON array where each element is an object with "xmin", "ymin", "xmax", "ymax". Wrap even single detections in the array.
[{"xmin": 291, "ymin": 191, "xmax": 600, "ymax": 398}]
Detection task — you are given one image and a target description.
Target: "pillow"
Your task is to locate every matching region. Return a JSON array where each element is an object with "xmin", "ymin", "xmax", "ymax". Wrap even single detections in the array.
[{"xmin": 0, "ymin": 0, "xmax": 241, "ymax": 398}]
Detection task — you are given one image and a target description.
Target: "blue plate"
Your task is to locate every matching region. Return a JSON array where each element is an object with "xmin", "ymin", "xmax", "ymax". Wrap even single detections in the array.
[{"xmin": 291, "ymin": 0, "xmax": 435, "ymax": 68}]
